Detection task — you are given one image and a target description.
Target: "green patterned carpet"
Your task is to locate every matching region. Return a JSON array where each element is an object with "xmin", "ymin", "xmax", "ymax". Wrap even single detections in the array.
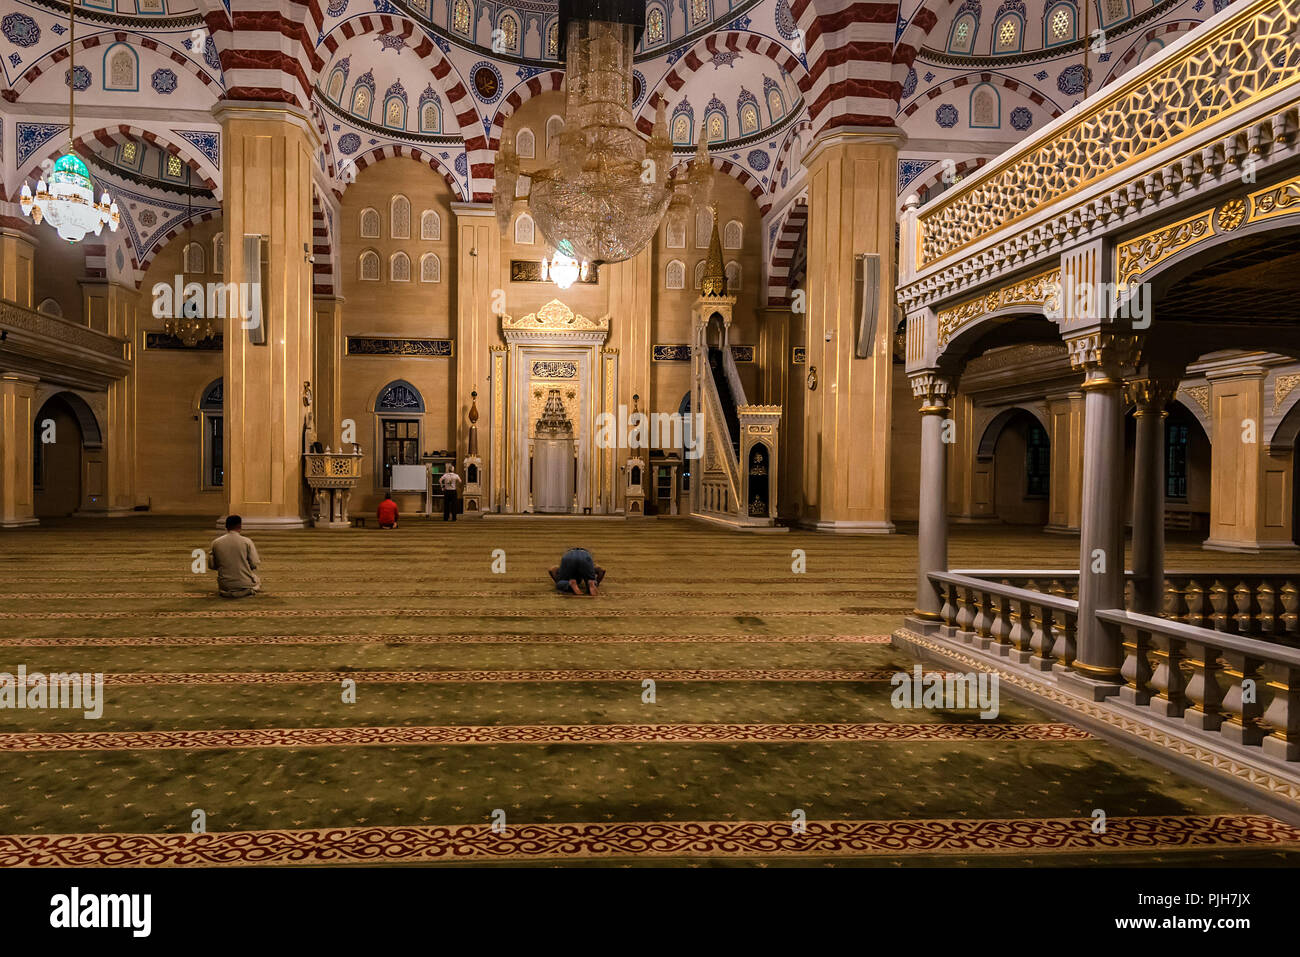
[{"xmin": 0, "ymin": 516, "xmax": 1296, "ymax": 866}]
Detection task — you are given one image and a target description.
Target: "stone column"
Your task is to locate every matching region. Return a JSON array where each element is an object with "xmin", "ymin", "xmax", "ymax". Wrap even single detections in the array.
[
  {"xmin": 0, "ymin": 229, "xmax": 36, "ymax": 308},
  {"xmin": 0, "ymin": 372, "xmax": 39, "ymax": 527},
  {"xmin": 83, "ymin": 280, "xmax": 139, "ymax": 513},
  {"xmin": 801, "ymin": 130, "xmax": 904, "ymax": 532},
  {"xmin": 1045, "ymin": 390, "xmax": 1085, "ymax": 532},
  {"xmin": 313, "ymin": 295, "xmax": 344, "ymax": 447},
  {"xmin": 1204, "ymin": 367, "xmax": 1295, "ymax": 552},
  {"xmin": 1066, "ymin": 332, "xmax": 1142, "ymax": 695},
  {"xmin": 911, "ymin": 372, "xmax": 952, "ymax": 623},
  {"xmin": 213, "ymin": 102, "xmax": 319, "ymax": 527},
  {"xmin": 1128, "ymin": 377, "xmax": 1176, "ymax": 613},
  {"xmin": 452, "ymin": 203, "xmax": 501, "ymax": 500}
]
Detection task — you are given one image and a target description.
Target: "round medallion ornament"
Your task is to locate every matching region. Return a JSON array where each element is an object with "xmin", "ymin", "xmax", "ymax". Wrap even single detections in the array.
[
  {"xmin": 1216, "ymin": 198, "xmax": 1247, "ymax": 232},
  {"xmin": 151, "ymin": 68, "xmax": 178, "ymax": 95},
  {"xmin": 338, "ymin": 132, "xmax": 361, "ymax": 155},
  {"xmin": 806, "ymin": 366, "xmax": 818, "ymax": 391},
  {"xmin": 472, "ymin": 62, "xmax": 503, "ymax": 104},
  {"xmin": 138, "ymin": 209, "xmax": 157, "ymax": 228},
  {"xmin": 1, "ymin": 13, "xmax": 40, "ymax": 47}
]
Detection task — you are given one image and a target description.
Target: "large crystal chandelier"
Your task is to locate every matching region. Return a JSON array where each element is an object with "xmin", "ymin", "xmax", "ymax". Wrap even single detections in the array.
[
  {"xmin": 499, "ymin": 3, "xmax": 696, "ymax": 265},
  {"xmin": 19, "ymin": 0, "xmax": 118, "ymax": 243}
]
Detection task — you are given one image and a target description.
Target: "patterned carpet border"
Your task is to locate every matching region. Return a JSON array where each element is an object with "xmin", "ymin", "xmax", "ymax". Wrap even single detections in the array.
[
  {"xmin": 0, "ymin": 589, "xmax": 911, "ymax": 600},
  {"xmin": 94, "ymin": 668, "xmax": 923, "ymax": 685},
  {"xmin": 0, "ymin": 634, "xmax": 893, "ymax": 648},
  {"xmin": 0, "ymin": 722, "xmax": 1091, "ymax": 752},
  {"xmin": 0, "ymin": 609, "xmax": 908, "ymax": 620},
  {"xmin": 0, "ymin": 815, "xmax": 1294, "ymax": 866}
]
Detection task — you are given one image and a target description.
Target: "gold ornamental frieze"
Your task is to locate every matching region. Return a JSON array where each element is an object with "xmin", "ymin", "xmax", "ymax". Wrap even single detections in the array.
[
  {"xmin": 916, "ymin": 0, "xmax": 1300, "ymax": 267},
  {"xmin": 501, "ymin": 299, "xmax": 610, "ymax": 332},
  {"xmin": 1117, "ymin": 173, "xmax": 1300, "ymax": 285},
  {"xmin": 936, "ymin": 267, "xmax": 1061, "ymax": 347}
]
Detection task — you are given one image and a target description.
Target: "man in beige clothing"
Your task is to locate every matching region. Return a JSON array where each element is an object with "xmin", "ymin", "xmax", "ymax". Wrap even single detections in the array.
[{"xmin": 210, "ymin": 515, "xmax": 262, "ymax": 598}]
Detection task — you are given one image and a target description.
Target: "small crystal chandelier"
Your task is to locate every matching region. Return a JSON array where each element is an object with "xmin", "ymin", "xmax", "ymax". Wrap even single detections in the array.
[
  {"xmin": 498, "ymin": 4, "xmax": 701, "ymax": 265},
  {"xmin": 19, "ymin": 0, "xmax": 118, "ymax": 243}
]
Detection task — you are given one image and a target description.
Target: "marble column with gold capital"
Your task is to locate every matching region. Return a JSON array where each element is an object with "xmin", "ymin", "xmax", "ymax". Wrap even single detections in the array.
[
  {"xmin": 800, "ymin": 131, "xmax": 904, "ymax": 532},
  {"xmin": 214, "ymin": 102, "xmax": 319, "ymax": 527}
]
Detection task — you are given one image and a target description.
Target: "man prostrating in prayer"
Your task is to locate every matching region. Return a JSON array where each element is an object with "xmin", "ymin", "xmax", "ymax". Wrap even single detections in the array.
[{"xmin": 547, "ymin": 546, "xmax": 606, "ymax": 596}]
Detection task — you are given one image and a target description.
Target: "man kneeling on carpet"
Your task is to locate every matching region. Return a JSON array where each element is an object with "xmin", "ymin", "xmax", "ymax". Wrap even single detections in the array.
[
  {"xmin": 548, "ymin": 546, "xmax": 605, "ymax": 596},
  {"xmin": 377, "ymin": 492, "xmax": 399, "ymax": 529},
  {"xmin": 210, "ymin": 515, "xmax": 263, "ymax": 599}
]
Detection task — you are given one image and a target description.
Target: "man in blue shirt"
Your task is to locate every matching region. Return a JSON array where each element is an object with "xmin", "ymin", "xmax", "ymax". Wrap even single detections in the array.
[{"xmin": 548, "ymin": 546, "xmax": 606, "ymax": 596}]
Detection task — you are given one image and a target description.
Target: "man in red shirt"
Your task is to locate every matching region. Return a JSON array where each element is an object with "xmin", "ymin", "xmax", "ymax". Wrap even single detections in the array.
[{"xmin": 377, "ymin": 493, "xmax": 399, "ymax": 529}]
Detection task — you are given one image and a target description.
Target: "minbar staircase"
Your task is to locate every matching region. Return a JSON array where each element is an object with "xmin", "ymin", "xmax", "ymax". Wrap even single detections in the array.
[{"xmin": 693, "ymin": 342, "xmax": 782, "ymax": 529}]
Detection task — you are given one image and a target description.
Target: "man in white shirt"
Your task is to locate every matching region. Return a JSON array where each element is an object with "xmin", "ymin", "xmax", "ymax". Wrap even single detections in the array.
[{"xmin": 439, "ymin": 468, "xmax": 462, "ymax": 522}]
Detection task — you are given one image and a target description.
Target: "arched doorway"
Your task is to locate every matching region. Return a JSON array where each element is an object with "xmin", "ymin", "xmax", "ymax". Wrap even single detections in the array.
[
  {"xmin": 978, "ymin": 407, "xmax": 1049, "ymax": 526},
  {"xmin": 33, "ymin": 392, "xmax": 102, "ymax": 518}
]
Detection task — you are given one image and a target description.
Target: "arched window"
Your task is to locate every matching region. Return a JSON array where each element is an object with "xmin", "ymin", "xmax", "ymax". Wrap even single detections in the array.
[
  {"xmin": 948, "ymin": 13, "xmax": 977, "ymax": 53},
  {"xmin": 390, "ymin": 251, "xmax": 411, "ymax": 282},
  {"xmin": 452, "ymin": 0, "xmax": 471, "ymax": 35},
  {"xmin": 360, "ymin": 208, "xmax": 380, "ymax": 238},
  {"xmin": 739, "ymin": 102, "xmax": 759, "ymax": 134},
  {"xmin": 359, "ymin": 249, "xmax": 380, "ymax": 281},
  {"xmin": 695, "ymin": 207, "xmax": 713, "ymax": 248},
  {"xmin": 766, "ymin": 87, "xmax": 786, "ymax": 123},
  {"xmin": 725, "ymin": 260, "xmax": 741, "ymax": 291},
  {"xmin": 545, "ymin": 115, "xmax": 564, "ymax": 156},
  {"xmin": 375, "ymin": 380, "xmax": 424, "ymax": 488},
  {"xmin": 516, "ymin": 127, "xmax": 535, "ymax": 159},
  {"xmin": 546, "ymin": 21, "xmax": 559, "ymax": 57},
  {"xmin": 327, "ymin": 68, "xmax": 346, "ymax": 102},
  {"xmin": 420, "ymin": 252, "xmax": 441, "ymax": 283},
  {"xmin": 36, "ymin": 298, "xmax": 62, "ymax": 317},
  {"xmin": 514, "ymin": 213, "xmax": 535, "ymax": 245},
  {"xmin": 420, "ymin": 100, "xmax": 442, "ymax": 132},
  {"xmin": 352, "ymin": 84, "xmax": 372, "ymax": 119},
  {"xmin": 421, "ymin": 209, "xmax": 441, "ymax": 241},
  {"xmin": 390, "ymin": 195, "xmax": 411, "ymax": 239},
  {"xmin": 515, "ymin": 174, "xmax": 530, "ymax": 198},
  {"xmin": 694, "ymin": 260, "xmax": 706, "ymax": 290},
  {"xmin": 706, "ymin": 111, "xmax": 725, "ymax": 142},
  {"xmin": 1046, "ymin": 2, "xmax": 1076, "ymax": 45},
  {"xmin": 665, "ymin": 259, "xmax": 685, "ymax": 289},
  {"xmin": 183, "ymin": 241, "xmax": 205, "ymax": 274},
  {"xmin": 211, "ymin": 233, "xmax": 225, "ymax": 275},
  {"xmin": 384, "ymin": 96, "xmax": 406, "ymax": 129},
  {"xmin": 497, "ymin": 12, "xmax": 520, "ymax": 53},
  {"xmin": 104, "ymin": 43, "xmax": 137, "ymax": 91},
  {"xmin": 200, "ymin": 378, "xmax": 223, "ymax": 489},
  {"xmin": 723, "ymin": 220, "xmax": 742, "ymax": 249},
  {"xmin": 970, "ymin": 84, "xmax": 1000, "ymax": 128},
  {"xmin": 672, "ymin": 113, "xmax": 691, "ymax": 144},
  {"xmin": 689, "ymin": 0, "xmax": 709, "ymax": 26},
  {"xmin": 666, "ymin": 218, "xmax": 686, "ymax": 248},
  {"xmin": 646, "ymin": 4, "xmax": 666, "ymax": 45},
  {"xmin": 994, "ymin": 15, "xmax": 1021, "ymax": 52}
]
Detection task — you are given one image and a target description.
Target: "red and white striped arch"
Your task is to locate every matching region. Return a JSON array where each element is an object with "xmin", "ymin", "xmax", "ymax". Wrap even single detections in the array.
[
  {"xmin": 898, "ymin": 72, "xmax": 1064, "ymax": 121},
  {"xmin": 790, "ymin": 0, "xmax": 901, "ymax": 137},
  {"xmin": 669, "ymin": 156, "xmax": 772, "ymax": 217},
  {"xmin": 12, "ymin": 125, "xmax": 221, "ymax": 202},
  {"xmin": 766, "ymin": 197, "xmax": 808, "ymax": 306},
  {"xmin": 345, "ymin": 143, "xmax": 467, "ymax": 202},
  {"xmin": 636, "ymin": 31, "xmax": 810, "ymax": 136},
  {"xmin": 5, "ymin": 30, "xmax": 222, "ymax": 103},
  {"xmin": 904, "ymin": 156, "xmax": 987, "ymax": 201},
  {"xmin": 311, "ymin": 186, "xmax": 336, "ymax": 296},
  {"xmin": 769, "ymin": 117, "xmax": 812, "ymax": 195},
  {"xmin": 135, "ymin": 206, "xmax": 222, "ymax": 277},
  {"xmin": 487, "ymin": 70, "xmax": 565, "ymax": 151}
]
